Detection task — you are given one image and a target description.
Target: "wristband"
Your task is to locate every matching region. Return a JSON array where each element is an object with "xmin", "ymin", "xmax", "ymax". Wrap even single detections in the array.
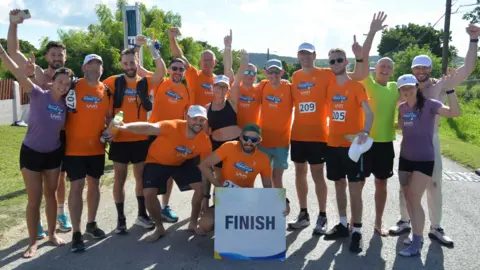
[
  {"xmin": 204, "ymin": 194, "xmax": 211, "ymax": 199},
  {"xmin": 470, "ymin": 39, "xmax": 479, "ymax": 43},
  {"xmin": 356, "ymin": 58, "xmax": 363, "ymax": 62},
  {"xmin": 28, "ymin": 75, "xmax": 35, "ymax": 78},
  {"xmin": 446, "ymin": 89, "xmax": 455, "ymax": 95}
]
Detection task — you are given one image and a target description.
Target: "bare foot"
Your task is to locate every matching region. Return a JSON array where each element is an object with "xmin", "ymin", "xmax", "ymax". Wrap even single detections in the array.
[
  {"xmin": 144, "ymin": 228, "xmax": 166, "ymax": 243},
  {"xmin": 188, "ymin": 223, "xmax": 206, "ymax": 236},
  {"xmin": 374, "ymin": 227, "xmax": 389, "ymax": 237},
  {"xmin": 49, "ymin": 234, "xmax": 66, "ymax": 246},
  {"xmin": 22, "ymin": 244, "xmax": 37, "ymax": 258}
]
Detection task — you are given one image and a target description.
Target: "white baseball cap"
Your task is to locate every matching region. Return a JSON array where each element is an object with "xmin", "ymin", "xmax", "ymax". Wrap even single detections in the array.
[
  {"xmin": 187, "ymin": 105, "xmax": 208, "ymax": 120},
  {"xmin": 83, "ymin": 54, "xmax": 103, "ymax": 65},
  {"xmin": 348, "ymin": 136, "xmax": 374, "ymax": 163},
  {"xmin": 298, "ymin": 42, "xmax": 315, "ymax": 53},
  {"xmin": 214, "ymin": 75, "xmax": 230, "ymax": 86},
  {"xmin": 265, "ymin": 59, "xmax": 283, "ymax": 70},
  {"xmin": 397, "ymin": 74, "xmax": 418, "ymax": 89},
  {"xmin": 411, "ymin": 55, "xmax": 432, "ymax": 68}
]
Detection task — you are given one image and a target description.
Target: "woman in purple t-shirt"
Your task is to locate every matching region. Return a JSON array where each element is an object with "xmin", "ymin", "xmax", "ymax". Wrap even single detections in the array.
[
  {"xmin": 0, "ymin": 44, "xmax": 75, "ymax": 258},
  {"xmin": 396, "ymin": 74, "xmax": 460, "ymax": 257}
]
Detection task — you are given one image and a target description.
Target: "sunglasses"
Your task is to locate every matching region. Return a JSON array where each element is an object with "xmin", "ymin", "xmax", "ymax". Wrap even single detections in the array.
[
  {"xmin": 242, "ymin": 135, "xmax": 259, "ymax": 144},
  {"xmin": 244, "ymin": 70, "xmax": 256, "ymax": 76},
  {"xmin": 171, "ymin": 66, "xmax": 185, "ymax": 72},
  {"xmin": 329, "ymin": 58, "xmax": 344, "ymax": 65},
  {"xmin": 267, "ymin": 69, "xmax": 281, "ymax": 75}
]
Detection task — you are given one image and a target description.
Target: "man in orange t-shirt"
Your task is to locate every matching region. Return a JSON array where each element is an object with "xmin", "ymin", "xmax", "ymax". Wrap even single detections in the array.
[
  {"xmin": 168, "ymin": 27, "xmax": 215, "ymax": 106},
  {"xmin": 103, "ymin": 39, "xmax": 165, "ymax": 235},
  {"xmin": 63, "ymin": 54, "xmax": 113, "ymax": 252},
  {"xmin": 258, "ymin": 59, "xmax": 293, "ymax": 189},
  {"xmin": 115, "ymin": 105, "xmax": 212, "ymax": 241},
  {"xmin": 322, "ymin": 46, "xmax": 374, "ymax": 254},
  {"xmin": 197, "ymin": 123, "xmax": 290, "ymax": 234}
]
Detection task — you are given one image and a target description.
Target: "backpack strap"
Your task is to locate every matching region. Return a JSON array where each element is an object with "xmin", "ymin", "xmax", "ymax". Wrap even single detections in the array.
[
  {"xmin": 136, "ymin": 77, "xmax": 153, "ymax": 112},
  {"xmin": 113, "ymin": 75, "xmax": 126, "ymax": 109}
]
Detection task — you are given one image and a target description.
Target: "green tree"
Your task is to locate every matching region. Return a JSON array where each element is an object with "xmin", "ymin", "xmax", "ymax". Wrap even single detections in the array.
[
  {"xmin": 378, "ymin": 23, "xmax": 456, "ymax": 60},
  {"xmin": 462, "ymin": 0, "xmax": 480, "ymax": 24},
  {"xmin": 391, "ymin": 44, "xmax": 442, "ymax": 81},
  {"xmin": 0, "ymin": 38, "xmax": 37, "ymax": 79}
]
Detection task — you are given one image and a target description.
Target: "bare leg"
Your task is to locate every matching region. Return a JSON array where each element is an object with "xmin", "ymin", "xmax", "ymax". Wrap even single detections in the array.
[
  {"xmin": 374, "ymin": 178, "xmax": 388, "ymax": 236},
  {"xmin": 310, "ymin": 164, "xmax": 327, "ymax": 212},
  {"xmin": 187, "ymin": 182, "xmax": 205, "ymax": 235},
  {"xmin": 43, "ymin": 168, "xmax": 66, "ymax": 246},
  {"xmin": 68, "ymin": 179, "xmax": 85, "ymax": 233},
  {"xmin": 144, "ymin": 188, "xmax": 166, "ymax": 242},
  {"xmin": 21, "ymin": 168, "xmax": 43, "ymax": 258},
  {"xmin": 272, "ymin": 168, "xmax": 285, "ymax": 188},
  {"xmin": 86, "ymin": 176, "xmax": 100, "ymax": 223}
]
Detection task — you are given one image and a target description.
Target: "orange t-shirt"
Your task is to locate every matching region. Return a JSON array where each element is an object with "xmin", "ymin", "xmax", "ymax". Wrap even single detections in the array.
[
  {"xmin": 327, "ymin": 79, "xmax": 368, "ymax": 147},
  {"xmin": 215, "ymin": 141, "xmax": 271, "ymax": 188},
  {"xmin": 185, "ymin": 65, "xmax": 215, "ymax": 106},
  {"xmin": 65, "ymin": 79, "xmax": 112, "ymax": 156},
  {"xmin": 148, "ymin": 78, "xmax": 192, "ymax": 123},
  {"xmin": 237, "ymin": 83, "xmax": 263, "ymax": 128},
  {"xmin": 258, "ymin": 80, "xmax": 293, "ymax": 148},
  {"xmin": 291, "ymin": 68, "xmax": 335, "ymax": 142},
  {"xmin": 145, "ymin": 120, "xmax": 212, "ymax": 165},
  {"xmin": 103, "ymin": 75, "xmax": 148, "ymax": 142}
]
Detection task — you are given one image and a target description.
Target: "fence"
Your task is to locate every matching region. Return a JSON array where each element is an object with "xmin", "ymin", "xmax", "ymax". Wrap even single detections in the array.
[
  {"xmin": 0, "ymin": 79, "xmax": 30, "ymax": 125},
  {"xmin": 0, "ymin": 79, "xmax": 31, "ymax": 104}
]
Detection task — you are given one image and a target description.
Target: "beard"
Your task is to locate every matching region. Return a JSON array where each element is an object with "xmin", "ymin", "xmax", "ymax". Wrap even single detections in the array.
[
  {"xmin": 416, "ymin": 74, "xmax": 430, "ymax": 83},
  {"xmin": 188, "ymin": 124, "xmax": 203, "ymax": 134},
  {"xmin": 48, "ymin": 60, "xmax": 64, "ymax": 69},
  {"xmin": 124, "ymin": 68, "xmax": 137, "ymax": 78},
  {"xmin": 241, "ymin": 144, "xmax": 255, "ymax": 153},
  {"xmin": 332, "ymin": 67, "xmax": 346, "ymax": 76}
]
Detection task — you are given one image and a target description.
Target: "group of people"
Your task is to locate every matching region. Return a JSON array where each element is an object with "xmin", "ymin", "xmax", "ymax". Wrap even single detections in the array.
[{"xmin": 1, "ymin": 8, "xmax": 478, "ymax": 259}]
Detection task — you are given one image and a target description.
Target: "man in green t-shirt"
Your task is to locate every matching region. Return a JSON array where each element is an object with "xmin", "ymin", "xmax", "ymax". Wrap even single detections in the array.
[{"xmin": 362, "ymin": 57, "xmax": 399, "ymax": 236}]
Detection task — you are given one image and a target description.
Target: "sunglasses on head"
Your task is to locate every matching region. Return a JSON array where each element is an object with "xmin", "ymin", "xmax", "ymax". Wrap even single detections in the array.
[
  {"xmin": 171, "ymin": 66, "xmax": 185, "ymax": 72},
  {"xmin": 242, "ymin": 135, "xmax": 259, "ymax": 144},
  {"xmin": 244, "ymin": 70, "xmax": 256, "ymax": 76},
  {"xmin": 329, "ymin": 58, "xmax": 344, "ymax": 65},
  {"xmin": 267, "ymin": 69, "xmax": 281, "ymax": 75}
]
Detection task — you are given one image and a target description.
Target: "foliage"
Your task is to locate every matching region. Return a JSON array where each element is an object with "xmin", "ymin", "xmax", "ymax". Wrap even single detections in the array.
[
  {"xmin": 391, "ymin": 44, "xmax": 442, "ymax": 81},
  {"xmin": 462, "ymin": 0, "xmax": 480, "ymax": 24},
  {"xmin": 378, "ymin": 23, "xmax": 456, "ymax": 61},
  {"xmin": 0, "ymin": 38, "xmax": 38, "ymax": 79}
]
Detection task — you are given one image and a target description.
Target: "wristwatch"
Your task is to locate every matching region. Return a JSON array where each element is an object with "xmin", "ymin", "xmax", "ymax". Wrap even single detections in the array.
[
  {"xmin": 356, "ymin": 58, "xmax": 363, "ymax": 62},
  {"xmin": 446, "ymin": 89, "xmax": 455, "ymax": 95},
  {"xmin": 204, "ymin": 194, "xmax": 211, "ymax": 199}
]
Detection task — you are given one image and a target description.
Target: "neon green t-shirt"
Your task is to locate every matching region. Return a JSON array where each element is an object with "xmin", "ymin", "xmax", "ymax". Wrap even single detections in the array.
[{"xmin": 362, "ymin": 75, "xmax": 399, "ymax": 142}]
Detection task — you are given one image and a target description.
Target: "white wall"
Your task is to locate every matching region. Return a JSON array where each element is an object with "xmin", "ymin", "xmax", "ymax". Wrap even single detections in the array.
[{"xmin": 0, "ymin": 81, "xmax": 29, "ymax": 125}]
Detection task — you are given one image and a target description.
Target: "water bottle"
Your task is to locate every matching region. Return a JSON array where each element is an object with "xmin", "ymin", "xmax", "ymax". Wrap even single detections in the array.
[{"xmin": 110, "ymin": 111, "xmax": 124, "ymax": 136}]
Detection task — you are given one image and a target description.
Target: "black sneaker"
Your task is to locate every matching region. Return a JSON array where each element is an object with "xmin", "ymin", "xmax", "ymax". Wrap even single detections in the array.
[
  {"xmin": 324, "ymin": 223, "xmax": 349, "ymax": 240},
  {"xmin": 350, "ymin": 232, "xmax": 363, "ymax": 253},
  {"xmin": 85, "ymin": 222, "xmax": 106, "ymax": 239},
  {"xmin": 71, "ymin": 232, "xmax": 85, "ymax": 253},
  {"xmin": 115, "ymin": 218, "xmax": 128, "ymax": 235}
]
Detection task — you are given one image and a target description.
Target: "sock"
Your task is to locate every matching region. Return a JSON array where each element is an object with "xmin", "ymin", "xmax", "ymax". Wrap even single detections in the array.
[
  {"xmin": 115, "ymin": 202, "xmax": 125, "ymax": 219},
  {"xmin": 411, "ymin": 234, "xmax": 423, "ymax": 250},
  {"xmin": 319, "ymin": 212, "xmax": 326, "ymax": 218},
  {"xmin": 353, "ymin": 223, "xmax": 362, "ymax": 233},
  {"xmin": 340, "ymin": 216, "xmax": 347, "ymax": 227},
  {"xmin": 57, "ymin": 204, "xmax": 65, "ymax": 215},
  {"xmin": 137, "ymin": 196, "xmax": 148, "ymax": 218},
  {"xmin": 300, "ymin": 208, "xmax": 308, "ymax": 214}
]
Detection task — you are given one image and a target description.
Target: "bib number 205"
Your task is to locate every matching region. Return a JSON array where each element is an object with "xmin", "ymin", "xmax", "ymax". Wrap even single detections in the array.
[
  {"xmin": 299, "ymin": 102, "xmax": 316, "ymax": 113},
  {"xmin": 332, "ymin": 110, "xmax": 346, "ymax": 122}
]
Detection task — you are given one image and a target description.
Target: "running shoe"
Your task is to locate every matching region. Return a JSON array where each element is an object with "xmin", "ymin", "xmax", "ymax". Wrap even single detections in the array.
[
  {"xmin": 115, "ymin": 218, "xmax": 128, "ymax": 235},
  {"xmin": 162, "ymin": 206, "xmax": 178, "ymax": 222},
  {"xmin": 324, "ymin": 223, "xmax": 349, "ymax": 240},
  {"xmin": 288, "ymin": 212, "xmax": 310, "ymax": 229},
  {"xmin": 37, "ymin": 222, "xmax": 47, "ymax": 240},
  {"xmin": 71, "ymin": 232, "xmax": 85, "ymax": 253},
  {"xmin": 388, "ymin": 220, "xmax": 411, "ymax": 235},
  {"xmin": 84, "ymin": 222, "xmax": 106, "ymax": 239},
  {"xmin": 57, "ymin": 213, "xmax": 72, "ymax": 232},
  {"xmin": 428, "ymin": 227, "xmax": 454, "ymax": 247},
  {"xmin": 350, "ymin": 232, "xmax": 363, "ymax": 253},
  {"xmin": 313, "ymin": 215, "xmax": 328, "ymax": 235},
  {"xmin": 135, "ymin": 216, "xmax": 155, "ymax": 229}
]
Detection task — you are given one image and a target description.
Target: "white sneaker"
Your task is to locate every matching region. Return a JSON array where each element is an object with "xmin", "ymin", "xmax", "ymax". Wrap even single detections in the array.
[
  {"xmin": 428, "ymin": 227, "xmax": 454, "ymax": 247},
  {"xmin": 135, "ymin": 216, "xmax": 155, "ymax": 229},
  {"xmin": 388, "ymin": 220, "xmax": 411, "ymax": 235},
  {"xmin": 313, "ymin": 216, "xmax": 328, "ymax": 235},
  {"xmin": 403, "ymin": 235, "xmax": 424, "ymax": 245},
  {"xmin": 288, "ymin": 212, "xmax": 310, "ymax": 229}
]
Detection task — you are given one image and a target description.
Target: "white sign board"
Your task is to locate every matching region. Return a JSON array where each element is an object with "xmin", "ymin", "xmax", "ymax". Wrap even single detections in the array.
[{"xmin": 214, "ymin": 187, "xmax": 286, "ymax": 261}]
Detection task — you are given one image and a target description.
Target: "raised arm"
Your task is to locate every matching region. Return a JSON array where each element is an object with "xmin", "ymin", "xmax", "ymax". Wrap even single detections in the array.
[
  {"xmin": 134, "ymin": 35, "xmax": 154, "ymax": 77},
  {"xmin": 228, "ymin": 50, "xmax": 249, "ymax": 111},
  {"xmin": 0, "ymin": 44, "xmax": 34, "ymax": 92},
  {"xmin": 223, "ymin": 30, "xmax": 234, "ymax": 82},
  {"xmin": 147, "ymin": 39, "xmax": 166, "ymax": 86},
  {"xmin": 351, "ymin": 12, "xmax": 388, "ymax": 81},
  {"xmin": 347, "ymin": 35, "xmax": 366, "ymax": 81},
  {"xmin": 168, "ymin": 27, "xmax": 191, "ymax": 68},
  {"xmin": 437, "ymin": 90, "xmax": 461, "ymax": 118},
  {"xmin": 442, "ymin": 24, "xmax": 480, "ymax": 90},
  {"xmin": 356, "ymin": 100, "xmax": 374, "ymax": 144},
  {"xmin": 7, "ymin": 10, "xmax": 44, "ymax": 80},
  {"xmin": 117, "ymin": 121, "xmax": 161, "ymax": 136}
]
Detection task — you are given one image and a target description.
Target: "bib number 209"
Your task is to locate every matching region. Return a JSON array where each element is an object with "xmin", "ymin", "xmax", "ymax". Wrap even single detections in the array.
[
  {"xmin": 223, "ymin": 180, "xmax": 241, "ymax": 188},
  {"xmin": 332, "ymin": 110, "xmax": 346, "ymax": 122},
  {"xmin": 299, "ymin": 102, "xmax": 316, "ymax": 113}
]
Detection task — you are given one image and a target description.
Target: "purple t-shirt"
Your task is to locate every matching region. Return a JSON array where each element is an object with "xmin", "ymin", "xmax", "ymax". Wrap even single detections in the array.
[
  {"xmin": 23, "ymin": 85, "xmax": 67, "ymax": 153},
  {"xmin": 399, "ymin": 98, "xmax": 443, "ymax": 161}
]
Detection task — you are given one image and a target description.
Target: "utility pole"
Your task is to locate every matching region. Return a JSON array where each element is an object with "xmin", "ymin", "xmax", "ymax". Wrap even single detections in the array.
[
  {"xmin": 267, "ymin": 48, "xmax": 270, "ymax": 61},
  {"xmin": 442, "ymin": 0, "xmax": 452, "ymax": 74}
]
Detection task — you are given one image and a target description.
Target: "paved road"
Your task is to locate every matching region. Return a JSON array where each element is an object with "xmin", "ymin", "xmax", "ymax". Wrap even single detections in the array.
[{"xmin": 1, "ymin": 136, "xmax": 480, "ymax": 270}]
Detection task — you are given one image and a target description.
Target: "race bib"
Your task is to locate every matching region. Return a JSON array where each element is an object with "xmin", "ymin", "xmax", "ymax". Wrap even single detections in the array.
[
  {"xmin": 332, "ymin": 110, "xmax": 346, "ymax": 122},
  {"xmin": 299, "ymin": 102, "xmax": 316, "ymax": 113},
  {"xmin": 65, "ymin": 89, "xmax": 76, "ymax": 113},
  {"xmin": 223, "ymin": 180, "xmax": 241, "ymax": 188}
]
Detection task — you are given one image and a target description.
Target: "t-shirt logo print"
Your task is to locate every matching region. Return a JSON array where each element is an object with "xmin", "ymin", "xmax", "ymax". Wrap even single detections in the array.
[
  {"xmin": 239, "ymin": 95, "xmax": 254, "ymax": 103},
  {"xmin": 332, "ymin": 94, "xmax": 348, "ymax": 102},
  {"xmin": 47, "ymin": 104, "xmax": 64, "ymax": 121},
  {"xmin": 234, "ymin": 161, "xmax": 254, "ymax": 173},
  {"xmin": 82, "ymin": 95, "xmax": 101, "ymax": 109},
  {"xmin": 403, "ymin": 112, "xmax": 418, "ymax": 127},
  {"xmin": 175, "ymin": 145, "xmax": 193, "ymax": 157},
  {"xmin": 125, "ymin": 89, "xmax": 137, "ymax": 103},
  {"xmin": 165, "ymin": 90, "xmax": 183, "ymax": 104}
]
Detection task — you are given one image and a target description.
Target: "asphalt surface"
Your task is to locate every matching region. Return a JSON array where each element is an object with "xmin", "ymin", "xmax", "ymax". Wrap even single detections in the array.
[{"xmin": 1, "ymin": 135, "xmax": 480, "ymax": 270}]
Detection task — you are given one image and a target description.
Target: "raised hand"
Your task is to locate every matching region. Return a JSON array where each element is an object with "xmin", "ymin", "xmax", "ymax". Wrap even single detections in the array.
[
  {"xmin": 135, "ymin": 35, "xmax": 147, "ymax": 47},
  {"xmin": 352, "ymin": 35, "xmax": 363, "ymax": 58},
  {"xmin": 467, "ymin": 24, "xmax": 480, "ymax": 39},
  {"xmin": 10, "ymin": 9, "xmax": 24, "ymax": 24},
  {"xmin": 24, "ymin": 52, "xmax": 36, "ymax": 77},
  {"xmin": 224, "ymin": 29, "xmax": 232, "ymax": 47},
  {"xmin": 370, "ymin": 11, "xmax": 388, "ymax": 33},
  {"xmin": 168, "ymin": 27, "xmax": 181, "ymax": 39}
]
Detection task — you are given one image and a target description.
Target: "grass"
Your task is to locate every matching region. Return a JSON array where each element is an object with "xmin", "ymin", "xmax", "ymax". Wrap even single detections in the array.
[{"xmin": 0, "ymin": 125, "xmax": 114, "ymax": 237}]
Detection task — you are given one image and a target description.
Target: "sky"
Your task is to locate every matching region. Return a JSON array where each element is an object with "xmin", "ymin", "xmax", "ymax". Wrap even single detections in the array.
[{"xmin": 0, "ymin": 0, "xmax": 478, "ymax": 60}]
